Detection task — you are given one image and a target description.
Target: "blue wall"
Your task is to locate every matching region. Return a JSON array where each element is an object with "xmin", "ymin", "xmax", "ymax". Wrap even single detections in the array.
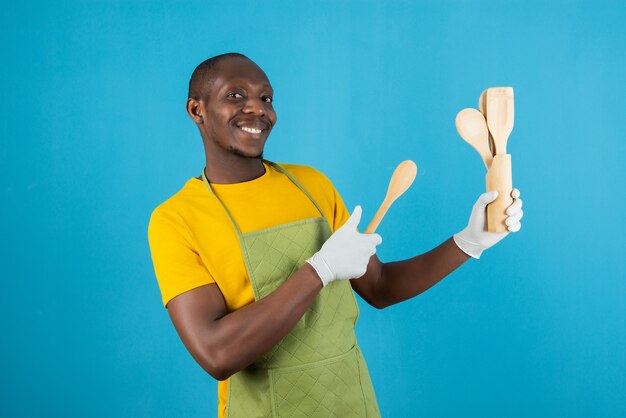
[{"xmin": 1, "ymin": 1, "xmax": 624, "ymax": 416}]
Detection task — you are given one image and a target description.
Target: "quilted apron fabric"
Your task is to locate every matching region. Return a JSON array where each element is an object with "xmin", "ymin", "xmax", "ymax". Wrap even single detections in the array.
[{"xmin": 202, "ymin": 161, "xmax": 380, "ymax": 418}]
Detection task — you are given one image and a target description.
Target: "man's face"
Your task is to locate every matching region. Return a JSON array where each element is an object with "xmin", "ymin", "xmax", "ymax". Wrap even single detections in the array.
[{"xmin": 200, "ymin": 57, "xmax": 277, "ymax": 159}]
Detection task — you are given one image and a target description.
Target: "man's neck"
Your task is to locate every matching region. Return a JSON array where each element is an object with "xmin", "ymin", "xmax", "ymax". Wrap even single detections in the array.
[{"xmin": 201, "ymin": 154, "xmax": 266, "ymax": 184}]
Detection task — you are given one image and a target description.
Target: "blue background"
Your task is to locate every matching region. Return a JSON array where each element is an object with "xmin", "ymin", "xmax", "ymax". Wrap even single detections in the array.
[{"xmin": 1, "ymin": 1, "xmax": 624, "ymax": 417}]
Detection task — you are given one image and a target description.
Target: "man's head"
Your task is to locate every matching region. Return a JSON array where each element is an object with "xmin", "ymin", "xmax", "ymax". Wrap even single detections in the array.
[
  {"xmin": 187, "ymin": 52, "xmax": 247, "ymax": 101},
  {"xmin": 186, "ymin": 53, "xmax": 277, "ymax": 160}
]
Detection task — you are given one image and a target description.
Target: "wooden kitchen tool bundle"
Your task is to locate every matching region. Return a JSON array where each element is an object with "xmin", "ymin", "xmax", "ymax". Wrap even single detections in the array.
[{"xmin": 455, "ymin": 87, "xmax": 514, "ymax": 232}]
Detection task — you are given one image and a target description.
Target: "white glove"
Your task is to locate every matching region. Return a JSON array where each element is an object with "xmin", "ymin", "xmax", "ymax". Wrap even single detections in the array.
[
  {"xmin": 307, "ymin": 206, "xmax": 382, "ymax": 287},
  {"xmin": 453, "ymin": 188, "xmax": 524, "ymax": 259}
]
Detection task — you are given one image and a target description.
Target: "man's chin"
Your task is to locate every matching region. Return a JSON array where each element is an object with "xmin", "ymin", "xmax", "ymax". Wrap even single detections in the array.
[{"xmin": 230, "ymin": 147, "xmax": 263, "ymax": 160}]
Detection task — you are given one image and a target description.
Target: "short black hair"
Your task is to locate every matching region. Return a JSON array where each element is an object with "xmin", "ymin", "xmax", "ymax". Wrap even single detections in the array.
[{"xmin": 188, "ymin": 52, "xmax": 249, "ymax": 100}]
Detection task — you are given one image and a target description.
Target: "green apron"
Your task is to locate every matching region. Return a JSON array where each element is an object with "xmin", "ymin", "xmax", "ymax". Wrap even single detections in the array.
[{"xmin": 202, "ymin": 161, "xmax": 380, "ymax": 418}]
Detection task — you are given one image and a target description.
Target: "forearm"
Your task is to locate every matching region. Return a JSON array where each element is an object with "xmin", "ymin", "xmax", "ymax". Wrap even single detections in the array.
[
  {"xmin": 173, "ymin": 205, "xmax": 383, "ymax": 380},
  {"xmin": 203, "ymin": 263, "xmax": 322, "ymax": 379},
  {"xmin": 377, "ymin": 237, "xmax": 470, "ymax": 308}
]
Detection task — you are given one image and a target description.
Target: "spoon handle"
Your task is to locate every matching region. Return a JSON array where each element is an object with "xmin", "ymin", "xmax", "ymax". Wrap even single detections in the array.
[
  {"xmin": 479, "ymin": 90, "xmax": 497, "ymax": 157},
  {"xmin": 365, "ymin": 200, "xmax": 391, "ymax": 233}
]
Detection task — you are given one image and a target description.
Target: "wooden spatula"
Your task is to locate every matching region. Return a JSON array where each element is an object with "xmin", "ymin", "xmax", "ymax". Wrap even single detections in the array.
[
  {"xmin": 365, "ymin": 160, "xmax": 417, "ymax": 233},
  {"xmin": 486, "ymin": 87, "xmax": 514, "ymax": 154}
]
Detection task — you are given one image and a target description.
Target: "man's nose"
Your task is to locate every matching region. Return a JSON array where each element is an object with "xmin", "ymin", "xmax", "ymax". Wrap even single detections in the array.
[{"xmin": 242, "ymin": 97, "xmax": 265, "ymax": 115}]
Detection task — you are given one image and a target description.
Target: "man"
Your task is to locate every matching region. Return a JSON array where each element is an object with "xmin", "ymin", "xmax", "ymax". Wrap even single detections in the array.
[{"xmin": 148, "ymin": 52, "xmax": 524, "ymax": 417}]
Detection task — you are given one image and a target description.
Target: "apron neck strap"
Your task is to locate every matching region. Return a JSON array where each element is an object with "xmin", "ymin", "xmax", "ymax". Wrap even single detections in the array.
[
  {"xmin": 201, "ymin": 168, "xmax": 242, "ymax": 235},
  {"xmin": 264, "ymin": 160, "xmax": 327, "ymax": 220},
  {"xmin": 201, "ymin": 160, "xmax": 329, "ymax": 233}
]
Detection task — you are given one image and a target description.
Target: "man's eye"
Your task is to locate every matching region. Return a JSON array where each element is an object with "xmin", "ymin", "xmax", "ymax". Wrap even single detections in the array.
[
  {"xmin": 263, "ymin": 96, "xmax": 273, "ymax": 103},
  {"xmin": 228, "ymin": 92, "xmax": 244, "ymax": 99}
]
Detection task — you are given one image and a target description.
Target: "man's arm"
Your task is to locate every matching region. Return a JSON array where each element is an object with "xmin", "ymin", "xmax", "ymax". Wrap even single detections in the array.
[
  {"xmin": 167, "ymin": 263, "xmax": 322, "ymax": 381},
  {"xmin": 170, "ymin": 241, "xmax": 460, "ymax": 383},
  {"xmin": 350, "ymin": 239, "xmax": 470, "ymax": 309},
  {"xmin": 166, "ymin": 206, "xmax": 381, "ymax": 381},
  {"xmin": 352, "ymin": 189, "xmax": 524, "ymax": 309}
]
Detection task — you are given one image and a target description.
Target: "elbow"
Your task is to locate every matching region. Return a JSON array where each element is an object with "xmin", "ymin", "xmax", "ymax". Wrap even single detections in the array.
[
  {"xmin": 360, "ymin": 292, "xmax": 390, "ymax": 310},
  {"xmin": 202, "ymin": 360, "xmax": 230, "ymax": 381},
  {"xmin": 371, "ymin": 297, "xmax": 391, "ymax": 310},
  {"xmin": 369, "ymin": 262, "xmax": 392, "ymax": 309},
  {"xmin": 374, "ymin": 289, "xmax": 403, "ymax": 309},
  {"xmin": 368, "ymin": 285, "xmax": 396, "ymax": 310},
  {"xmin": 207, "ymin": 367, "xmax": 232, "ymax": 382},
  {"xmin": 368, "ymin": 282, "xmax": 393, "ymax": 310},
  {"xmin": 196, "ymin": 346, "xmax": 238, "ymax": 381}
]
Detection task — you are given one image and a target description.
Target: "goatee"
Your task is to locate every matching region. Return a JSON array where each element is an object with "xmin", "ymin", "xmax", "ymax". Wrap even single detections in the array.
[{"xmin": 230, "ymin": 147, "xmax": 263, "ymax": 160}]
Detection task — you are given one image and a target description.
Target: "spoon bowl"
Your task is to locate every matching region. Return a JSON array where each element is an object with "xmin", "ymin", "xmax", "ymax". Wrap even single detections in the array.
[
  {"xmin": 365, "ymin": 160, "xmax": 417, "ymax": 233},
  {"xmin": 455, "ymin": 108, "xmax": 493, "ymax": 169}
]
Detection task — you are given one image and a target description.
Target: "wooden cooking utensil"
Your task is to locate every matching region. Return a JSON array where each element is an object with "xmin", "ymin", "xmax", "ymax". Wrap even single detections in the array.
[
  {"xmin": 486, "ymin": 154, "xmax": 513, "ymax": 232},
  {"xmin": 455, "ymin": 108, "xmax": 493, "ymax": 169},
  {"xmin": 478, "ymin": 89, "xmax": 487, "ymax": 113},
  {"xmin": 485, "ymin": 87, "xmax": 515, "ymax": 232},
  {"xmin": 365, "ymin": 160, "xmax": 418, "ymax": 233},
  {"xmin": 486, "ymin": 87, "xmax": 514, "ymax": 154},
  {"xmin": 478, "ymin": 89, "xmax": 497, "ymax": 156}
]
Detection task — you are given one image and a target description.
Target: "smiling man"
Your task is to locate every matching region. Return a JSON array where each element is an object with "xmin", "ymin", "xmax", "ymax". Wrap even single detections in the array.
[{"xmin": 148, "ymin": 52, "xmax": 524, "ymax": 417}]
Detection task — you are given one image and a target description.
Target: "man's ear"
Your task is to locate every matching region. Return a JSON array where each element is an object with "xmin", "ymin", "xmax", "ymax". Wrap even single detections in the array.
[{"xmin": 186, "ymin": 98, "xmax": 204, "ymax": 124}]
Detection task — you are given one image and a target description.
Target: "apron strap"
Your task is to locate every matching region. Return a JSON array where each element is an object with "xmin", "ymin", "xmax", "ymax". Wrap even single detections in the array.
[
  {"xmin": 201, "ymin": 169, "xmax": 244, "ymax": 237},
  {"xmin": 201, "ymin": 160, "xmax": 329, "ymax": 234},
  {"xmin": 264, "ymin": 160, "xmax": 328, "ymax": 221}
]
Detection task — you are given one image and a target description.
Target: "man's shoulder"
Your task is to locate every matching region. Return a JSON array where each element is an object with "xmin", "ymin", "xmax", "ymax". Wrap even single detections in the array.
[
  {"xmin": 274, "ymin": 162, "xmax": 331, "ymax": 184},
  {"xmin": 149, "ymin": 178, "xmax": 204, "ymax": 224}
]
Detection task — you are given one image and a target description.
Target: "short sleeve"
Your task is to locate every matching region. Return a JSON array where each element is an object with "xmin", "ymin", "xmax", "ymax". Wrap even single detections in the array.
[
  {"xmin": 331, "ymin": 185, "xmax": 351, "ymax": 232},
  {"xmin": 310, "ymin": 168, "xmax": 350, "ymax": 232},
  {"xmin": 148, "ymin": 208, "xmax": 215, "ymax": 307}
]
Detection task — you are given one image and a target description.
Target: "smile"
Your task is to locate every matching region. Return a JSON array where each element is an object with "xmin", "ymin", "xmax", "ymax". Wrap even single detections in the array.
[{"xmin": 239, "ymin": 126, "xmax": 263, "ymax": 134}]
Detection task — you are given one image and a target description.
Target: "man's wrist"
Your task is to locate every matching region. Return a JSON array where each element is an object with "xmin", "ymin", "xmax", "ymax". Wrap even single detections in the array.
[
  {"xmin": 453, "ymin": 232, "xmax": 483, "ymax": 259},
  {"xmin": 306, "ymin": 253, "xmax": 333, "ymax": 287},
  {"xmin": 299, "ymin": 261, "xmax": 325, "ymax": 290}
]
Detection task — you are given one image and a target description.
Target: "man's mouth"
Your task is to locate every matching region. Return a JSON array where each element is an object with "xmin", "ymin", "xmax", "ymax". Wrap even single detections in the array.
[
  {"xmin": 238, "ymin": 126, "xmax": 264, "ymax": 134},
  {"xmin": 235, "ymin": 120, "xmax": 270, "ymax": 135}
]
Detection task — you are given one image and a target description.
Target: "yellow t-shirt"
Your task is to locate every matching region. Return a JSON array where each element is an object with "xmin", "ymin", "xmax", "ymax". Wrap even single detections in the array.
[{"xmin": 148, "ymin": 161, "xmax": 351, "ymax": 417}]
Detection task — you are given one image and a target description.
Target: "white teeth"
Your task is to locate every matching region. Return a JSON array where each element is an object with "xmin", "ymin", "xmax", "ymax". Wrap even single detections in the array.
[{"xmin": 239, "ymin": 126, "xmax": 262, "ymax": 134}]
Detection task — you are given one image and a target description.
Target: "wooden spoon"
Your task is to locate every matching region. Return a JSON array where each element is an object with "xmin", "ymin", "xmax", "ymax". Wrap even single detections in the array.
[
  {"xmin": 478, "ymin": 89, "xmax": 497, "ymax": 156},
  {"xmin": 455, "ymin": 108, "xmax": 493, "ymax": 169},
  {"xmin": 486, "ymin": 87, "xmax": 514, "ymax": 155},
  {"xmin": 365, "ymin": 160, "xmax": 417, "ymax": 233}
]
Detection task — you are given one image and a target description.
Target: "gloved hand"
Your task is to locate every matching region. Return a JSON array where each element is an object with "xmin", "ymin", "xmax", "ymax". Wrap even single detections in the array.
[
  {"xmin": 307, "ymin": 206, "xmax": 382, "ymax": 287},
  {"xmin": 453, "ymin": 188, "xmax": 524, "ymax": 259}
]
